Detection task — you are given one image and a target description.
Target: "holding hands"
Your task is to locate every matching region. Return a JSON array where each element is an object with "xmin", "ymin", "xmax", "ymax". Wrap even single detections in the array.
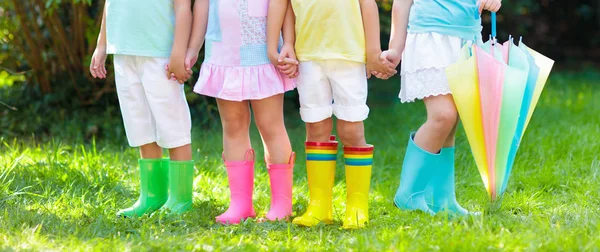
[
  {"xmin": 372, "ymin": 48, "xmax": 402, "ymax": 79},
  {"xmin": 166, "ymin": 50, "xmax": 195, "ymax": 84},
  {"xmin": 369, "ymin": 50, "xmax": 399, "ymax": 80},
  {"xmin": 269, "ymin": 43, "xmax": 299, "ymax": 79}
]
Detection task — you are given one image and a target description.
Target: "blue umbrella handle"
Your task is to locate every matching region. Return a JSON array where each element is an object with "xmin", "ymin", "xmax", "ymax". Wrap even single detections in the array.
[{"xmin": 491, "ymin": 12, "xmax": 497, "ymax": 38}]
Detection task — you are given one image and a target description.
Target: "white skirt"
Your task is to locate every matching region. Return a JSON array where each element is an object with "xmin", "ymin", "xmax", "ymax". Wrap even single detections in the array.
[{"xmin": 399, "ymin": 32, "xmax": 467, "ymax": 103}]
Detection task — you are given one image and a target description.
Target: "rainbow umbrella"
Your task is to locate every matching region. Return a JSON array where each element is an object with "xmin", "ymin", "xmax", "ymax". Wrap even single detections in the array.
[{"xmin": 445, "ymin": 13, "xmax": 554, "ymax": 200}]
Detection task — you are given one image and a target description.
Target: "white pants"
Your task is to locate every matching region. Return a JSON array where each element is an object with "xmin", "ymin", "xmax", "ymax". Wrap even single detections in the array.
[
  {"xmin": 296, "ymin": 60, "xmax": 369, "ymax": 123},
  {"xmin": 114, "ymin": 55, "xmax": 192, "ymax": 149}
]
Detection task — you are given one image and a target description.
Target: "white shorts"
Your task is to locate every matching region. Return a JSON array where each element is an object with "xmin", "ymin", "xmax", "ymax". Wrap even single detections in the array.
[
  {"xmin": 296, "ymin": 60, "xmax": 369, "ymax": 123},
  {"xmin": 114, "ymin": 55, "xmax": 192, "ymax": 149}
]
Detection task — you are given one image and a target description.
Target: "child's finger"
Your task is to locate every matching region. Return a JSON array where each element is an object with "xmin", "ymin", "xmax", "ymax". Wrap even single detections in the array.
[
  {"xmin": 478, "ymin": 0, "xmax": 484, "ymax": 13},
  {"xmin": 281, "ymin": 67, "xmax": 295, "ymax": 75},
  {"xmin": 90, "ymin": 60, "xmax": 98, "ymax": 78},
  {"xmin": 484, "ymin": 0, "xmax": 493, "ymax": 11},
  {"xmin": 493, "ymin": 1, "xmax": 501, "ymax": 12},
  {"xmin": 278, "ymin": 64, "xmax": 293, "ymax": 71},
  {"xmin": 280, "ymin": 57, "xmax": 299, "ymax": 65},
  {"xmin": 380, "ymin": 51, "xmax": 389, "ymax": 62}
]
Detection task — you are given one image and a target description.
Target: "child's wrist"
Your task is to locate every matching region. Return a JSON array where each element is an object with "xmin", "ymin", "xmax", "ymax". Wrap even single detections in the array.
[
  {"xmin": 187, "ymin": 47, "xmax": 200, "ymax": 55},
  {"xmin": 367, "ymin": 47, "xmax": 382, "ymax": 55}
]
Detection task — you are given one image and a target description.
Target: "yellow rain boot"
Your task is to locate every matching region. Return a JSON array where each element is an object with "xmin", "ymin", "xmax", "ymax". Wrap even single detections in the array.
[
  {"xmin": 342, "ymin": 145, "xmax": 374, "ymax": 229},
  {"xmin": 292, "ymin": 141, "xmax": 338, "ymax": 227}
]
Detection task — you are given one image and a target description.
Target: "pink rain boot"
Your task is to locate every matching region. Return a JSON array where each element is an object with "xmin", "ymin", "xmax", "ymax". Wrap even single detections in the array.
[
  {"xmin": 265, "ymin": 152, "xmax": 296, "ymax": 221},
  {"xmin": 215, "ymin": 149, "xmax": 256, "ymax": 225}
]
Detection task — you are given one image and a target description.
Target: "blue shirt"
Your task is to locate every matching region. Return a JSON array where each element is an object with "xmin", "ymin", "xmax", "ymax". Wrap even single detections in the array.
[
  {"xmin": 106, "ymin": 0, "xmax": 175, "ymax": 58},
  {"xmin": 408, "ymin": 0, "xmax": 482, "ymax": 40}
]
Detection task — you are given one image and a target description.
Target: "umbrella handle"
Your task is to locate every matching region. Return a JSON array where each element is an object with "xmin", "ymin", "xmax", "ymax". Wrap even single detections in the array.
[{"xmin": 491, "ymin": 12, "xmax": 497, "ymax": 39}]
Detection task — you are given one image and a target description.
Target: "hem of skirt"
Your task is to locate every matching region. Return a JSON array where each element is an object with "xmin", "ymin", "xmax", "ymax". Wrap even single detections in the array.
[
  {"xmin": 401, "ymin": 66, "xmax": 450, "ymax": 75},
  {"xmin": 193, "ymin": 87, "xmax": 296, "ymax": 102},
  {"xmin": 399, "ymin": 91, "xmax": 453, "ymax": 103}
]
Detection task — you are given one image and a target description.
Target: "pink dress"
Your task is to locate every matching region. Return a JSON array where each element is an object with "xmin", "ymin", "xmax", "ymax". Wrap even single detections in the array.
[{"xmin": 194, "ymin": 0, "xmax": 295, "ymax": 101}]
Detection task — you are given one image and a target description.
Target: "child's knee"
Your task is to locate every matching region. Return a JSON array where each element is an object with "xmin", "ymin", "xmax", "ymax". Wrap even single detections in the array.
[
  {"xmin": 337, "ymin": 121, "xmax": 366, "ymax": 146},
  {"xmin": 306, "ymin": 120, "xmax": 333, "ymax": 142},
  {"xmin": 222, "ymin": 115, "xmax": 250, "ymax": 137},
  {"xmin": 428, "ymin": 109, "xmax": 458, "ymax": 131},
  {"xmin": 257, "ymin": 120, "xmax": 285, "ymax": 140}
]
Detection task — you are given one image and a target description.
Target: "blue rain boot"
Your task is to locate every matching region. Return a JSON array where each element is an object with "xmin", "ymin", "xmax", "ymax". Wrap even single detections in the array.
[
  {"xmin": 425, "ymin": 146, "xmax": 478, "ymax": 216},
  {"xmin": 393, "ymin": 133, "xmax": 435, "ymax": 215}
]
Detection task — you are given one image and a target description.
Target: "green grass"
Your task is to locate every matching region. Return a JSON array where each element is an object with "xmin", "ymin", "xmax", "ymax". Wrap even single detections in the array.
[{"xmin": 1, "ymin": 72, "xmax": 599, "ymax": 251}]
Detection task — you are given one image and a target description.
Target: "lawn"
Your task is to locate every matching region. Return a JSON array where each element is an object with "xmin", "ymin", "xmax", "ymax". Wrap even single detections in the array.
[{"xmin": 1, "ymin": 72, "xmax": 599, "ymax": 251}]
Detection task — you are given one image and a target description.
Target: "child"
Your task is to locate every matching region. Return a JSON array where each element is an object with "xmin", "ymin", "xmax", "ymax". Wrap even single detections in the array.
[
  {"xmin": 380, "ymin": 0, "xmax": 501, "ymax": 215},
  {"xmin": 89, "ymin": 0, "xmax": 195, "ymax": 217},
  {"xmin": 269, "ymin": 0, "xmax": 397, "ymax": 229},
  {"xmin": 186, "ymin": 0, "xmax": 298, "ymax": 224}
]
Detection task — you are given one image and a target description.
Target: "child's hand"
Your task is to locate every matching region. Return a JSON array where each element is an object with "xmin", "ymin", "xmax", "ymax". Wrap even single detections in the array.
[
  {"xmin": 366, "ymin": 51, "xmax": 397, "ymax": 79},
  {"xmin": 90, "ymin": 47, "xmax": 107, "ymax": 79},
  {"xmin": 166, "ymin": 56, "xmax": 192, "ymax": 84},
  {"xmin": 269, "ymin": 43, "xmax": 299, "ymax": 78},
  {"xmin": 478, "ymin": 0, "xmax": 501, "ymax": 13},
  {"xmin": 184, "ymin": 48, "xmax": 199, "ymax": 71},
  {"xmin": 372, "ymin": 49, "xmax": 402, "ymax": 79}
]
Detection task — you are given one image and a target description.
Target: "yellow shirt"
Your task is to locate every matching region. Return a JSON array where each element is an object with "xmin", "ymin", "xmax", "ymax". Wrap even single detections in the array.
[{"xmin": 291, "ymin": 0, "xmax": 366, "ymax": 63}]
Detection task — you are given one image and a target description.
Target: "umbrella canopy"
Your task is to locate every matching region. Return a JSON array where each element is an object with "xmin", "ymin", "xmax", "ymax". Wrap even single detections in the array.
[{"xmin": 446, "ymin": 13, "xmax": 554, "ymax": 200}]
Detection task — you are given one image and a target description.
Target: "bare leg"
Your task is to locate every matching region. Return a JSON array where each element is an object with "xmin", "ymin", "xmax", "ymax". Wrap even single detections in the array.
[
  {"xmin": 217, "ymin": 99, "xmax": 252, "ymax": 161},
  {"xmin": 250, "ymin": 94, "xmax": 292, "ymax": 164},
  {"xmin": 139, "ymin": 142, "xmax": 162, "ymax": 159},
  {"xmin": 169, "ymin": 144, "xmax": 192, "ymax": 161},
  {"xmin": 336, "ymin": 120, "xmax": 367, "ymax": 147},
  {"xmin": 414, "ymin": 95, "xmax": 458, "ymax": 153},
  {"xmin": 306, "ymin": 118, "xmax": 334, "ymax": 143}
]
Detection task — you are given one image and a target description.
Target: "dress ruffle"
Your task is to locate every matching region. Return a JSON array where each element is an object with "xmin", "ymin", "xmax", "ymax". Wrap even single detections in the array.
[
  {"xmin": 399, "ymin": 32, "xmax": 465, "ymax": 103},
  {"xmin": 194, "ymin": 63, "xmax": 296, "ymax": 101}
]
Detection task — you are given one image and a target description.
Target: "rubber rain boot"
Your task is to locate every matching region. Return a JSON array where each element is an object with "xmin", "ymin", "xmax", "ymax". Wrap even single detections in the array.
[
  {"xmin": 425, "ymin": 146, "xmax": 479, "ymax": 216},
  {"xmin": 215, "ymin": 149, "xmax": 257, "ymax": 224},
  {"xmin": 292, "ymin": 141, "xmax": 338, "ymax": 227},
  {"xmin": 342, "ymin": 145, "xmax": 374, "ymax": 229},
  {"xmin": 264, "ymin": 152, "xmax": 296, "ymax": 221},
  {"xmin": 393, "ymin": 133, "xmax": 436, "ymax": 215},
  {"xmin": 117, "ymin": 159, "xmax": 169, "ymax": 218},
  {"xmin": 161, "ymin": 160, "xmax": 195, "ymax": 215}
]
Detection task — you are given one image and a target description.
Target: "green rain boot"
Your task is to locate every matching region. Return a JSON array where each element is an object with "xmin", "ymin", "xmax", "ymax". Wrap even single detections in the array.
[
  {"xmin": 425, "ymin": 147, "xmax": 478, "ymax": 216},
  {"xmin": 117, "ymin": 159, "xmax": 169, "ymax": 218},
  {"xmin": 160, "ymin": 160, "xmax": 195, "ymax": 215}
]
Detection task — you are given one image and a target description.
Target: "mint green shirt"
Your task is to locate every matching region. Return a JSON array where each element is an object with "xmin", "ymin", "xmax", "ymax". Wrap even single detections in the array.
[
  {"xmin": 106, "ymin": 0, "xmax": 175, "ymax": 58},
  {"xmin": 408, "ymin": 0, "xmax": 482, "ymax": 40}
]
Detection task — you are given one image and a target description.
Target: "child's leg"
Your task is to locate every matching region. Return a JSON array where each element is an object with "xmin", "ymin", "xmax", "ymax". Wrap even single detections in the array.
[
  {"xmin": 250, "ymin": 94, "xmax": 292, "ymax": 164},
  {"xmin": 214, "ymin": 99, "xmax": 256, "ymax": 224},
  {"xmin": 251, "ymin": 94, "xmax": 295, "ymax": 221},
  {"xmin": 443, "ymin": 121, "xmax": 460, "ymax": 148},
  {"xmin": 414, "ymin": 95, "xmax": 458, "ymax": 153},
  {"xmin": 137, "ymin": 57, "xmax": 194, "ymax": 215},
  {"xmin": 217, "ymin": 99, "xmax": 252, "ymax": 161},
  {"xmin": 293, "ymin": 60, "xmax": 337, "ymax": 226},
  {"xmin": 415, "ymin": 95, "xmax": 474, "ymax": 215},
  {"xmin": 113, "ymin": 55, "xmax": 169, "ymax": 217},
  {"xmin": 306, "ymin": 119, "xmax": 334, "ymax": 143},
  {"xmin": 168, "ymin": 144, "xmax": 192, "ymax": 161},
  {"xmin": 328, "ymin": 60, "xmax": 372, "ymax": 229},
  {"xmin": 336, "ymin": 120, "xmax": 367, "ymax": 147},
  {"xmin": 140, "ymin": 143, "xmax": 163, "ymax": 159}
]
